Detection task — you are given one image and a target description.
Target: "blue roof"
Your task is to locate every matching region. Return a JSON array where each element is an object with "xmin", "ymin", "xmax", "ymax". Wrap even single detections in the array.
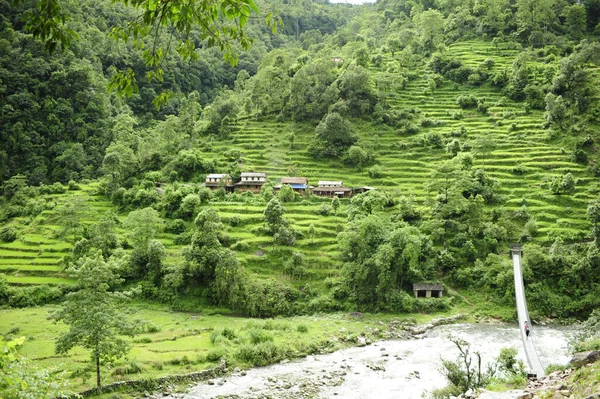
[{"xmin": 290, "ymin": 184, "xmax": 307, "ymax": 189}]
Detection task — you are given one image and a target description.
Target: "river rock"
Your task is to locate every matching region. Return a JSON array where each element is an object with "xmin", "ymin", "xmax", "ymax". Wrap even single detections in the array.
[
  {"xmin": 357, "ymin": 337, "xmax": 367, "ymax": 347},
  {"xmin": 570, "ymin": 350, "xmax": 600, "ymax": 368}
]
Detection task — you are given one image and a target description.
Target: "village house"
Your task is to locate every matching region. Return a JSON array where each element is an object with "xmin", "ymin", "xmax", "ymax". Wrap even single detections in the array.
[
  {"xmin": 274, "ymin": 177, "xmax": 310, "ymax": 195},
  {"xmin": 204, "ymin": 174, "xmax": 233, "ymax": 191},
  {"xmin": 311, "ymin": 180, "xmax": 352, "ymax": 198},
  {"xmin": 235, "ymin": 172, "xmax": 267, "ymax": 193},
  {"xmin": 412, "ymin": 283, "xmax": 444, "ymax": 298}
]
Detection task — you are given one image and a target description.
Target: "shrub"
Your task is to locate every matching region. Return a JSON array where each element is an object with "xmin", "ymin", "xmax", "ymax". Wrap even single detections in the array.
[
  {"xmin": 205, "ymin": 347, "xmax": 228, "ymax": 362},
  {"xmin": 248, "ymin": 329, "xmax": 274, "ymax": 344},
  {"xmin": 229, "ymin": 215, "xmax": 241, "ymax": 226},
  {"xmin": 112, "ymin": 360, "xmax": 145, "ymax": 375},
  {"xmin": 67, "ymin": 180, "xmax": 80, "ymax": 190},
  {"xmin": 368, "ymin": 165, "xmax": 383, "ymax": 179},
  {"xmin": 317, "ymin": 204, "xmax": 331, "ymax": 216},
  {"xmin": 511, "ymin": 164, "xmax": 527, "ymax": 175},
  {"xmin": 0, "ymin": 226, "xmax": 17, "ymax": 242},
  {"xmin": 456, "ymin": 94, "xmax": 477, "ymax": 109},
  {"xmin": 235, "ymin": 342, "xmax": 289, "ymax": 366},
  {"xmin": 231, "ymin": 241, "xmax": 251, "ymax": 251},
  {"xmin": 296, "ymin": 324, "xmax": 309, "ymax": 333},
  {"xmin": 166, "ymin": 219, "xmax": 187, "ymax": 234},
  {"xmin": 274, "ymin": 226, "xmax": 295, "ymax": 246},
  {"xmin": 210, "ymin": 327, "xmax": 237, "ymax": 344}
]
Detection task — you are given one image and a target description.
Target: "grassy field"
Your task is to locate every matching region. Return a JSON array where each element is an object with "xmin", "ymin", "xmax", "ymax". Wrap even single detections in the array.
[{"xmin": 1, "ymin": 302, "xmax": 456, "ymax": 395}]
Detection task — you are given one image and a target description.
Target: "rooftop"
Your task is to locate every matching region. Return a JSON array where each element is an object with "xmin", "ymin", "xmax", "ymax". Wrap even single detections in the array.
[
  {"xmin": 281, "ymin": 177, "xmax": 308, "ymax": 184},
  {"xmin": 413, "ymin": 283, "xmax": 443, "ymax": 290},
  {"xmin": 318, "ymin": 180, "xmax": 343, "ymax": 186},
  {"xmin": 206, "ymin": 173, "xmax": 230, "ymax": 179}
]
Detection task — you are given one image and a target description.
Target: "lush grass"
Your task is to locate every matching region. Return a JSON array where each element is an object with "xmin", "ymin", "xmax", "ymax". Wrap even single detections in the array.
[{"xmin": 1, "ymin": 303, "xmax": 448, "ymax": 394}]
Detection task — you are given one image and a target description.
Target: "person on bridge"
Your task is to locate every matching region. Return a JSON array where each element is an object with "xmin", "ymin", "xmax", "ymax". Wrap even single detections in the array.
[{"xmin": 524, "ymin": 321, "xmax": 530, "ymax": 339}]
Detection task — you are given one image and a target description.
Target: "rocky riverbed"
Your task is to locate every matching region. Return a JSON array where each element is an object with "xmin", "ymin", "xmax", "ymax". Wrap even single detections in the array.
[{"xmin": 160, "ymin": 322, "xmax": 573, "ymax": 399}]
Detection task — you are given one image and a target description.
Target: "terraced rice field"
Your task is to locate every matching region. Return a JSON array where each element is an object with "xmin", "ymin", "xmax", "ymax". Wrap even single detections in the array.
[{"xmin": 3, "ymin": 40, "xmax": 595, "ymax": 289}]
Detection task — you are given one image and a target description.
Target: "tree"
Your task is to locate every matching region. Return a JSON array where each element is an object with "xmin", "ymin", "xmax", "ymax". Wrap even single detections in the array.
[
  {"xmin": 287, "ymin": 61, "xmax": 339, "ymax": 121},
  {"xmin": 347, "ymin": 190, "xmax": 388, "ymax": 220},
  {"xmin": 308, "ymin": 223, "xmax": 316, "ymax": 244},
  {"xmin": 89, "ymin": 212, "xmax": 119, "ymax": 259},
  {"xmin": 264, "ymin": 198, "xmax": 286, "ymax": 234},
  {"xmin": 309, "ymin": 112, "xmax": 357, "ymax": 158},
  {"xmin": 57, "ymin": 196, "xmax": 93, "ymax": 242},
  {"xmin": 22, "ymin": 0, "xmax": 280, "ymax": 100},
  {"xmin": 332, "ymin": 196, "xmax": 340, "ymax": 215},
  {"xmin": 123, "ymin": 207, "xmax": 164, "ymax": 251},
  {"xmin": 514, "ymin": 0, "xmax": 557, "ymax": 43},
  {"xmin": 278, "ymin": 184, "xmax": 296, "ymax": 203},
  {"xmin": 544, "ymin": 93, "xmax": 567, "ymax": 131},
  {"xmin": 438, "ymin": 337, "xmax": 495, "ymax": 395},
  {"xmin": 587, "ymin": 199, "xmax": 600, "ymax": 246},
  {"xmin": 413, "ymin": 9, "xmax": 445, "ymax": 53},
  {"xmin": 184, "ymin": 208, "xmax": 246, "ymax": 308},
  {"xmin": 0, "ymin": 336, "xmax": 68, "ymax": 399},
  {"xmin": 48, "ymin": 251, "xmax": 134, "ymax": 388},
  {"xmin": 337, "ymin": 64, "xmax": 376, "ymax": 116},
  {"xmin": 562, "ymin": 4, "xmax": 587, "ymax": 40},
  {"xmin": 340, "ymin": 215, "xmax": 434, "ymax": 311}
]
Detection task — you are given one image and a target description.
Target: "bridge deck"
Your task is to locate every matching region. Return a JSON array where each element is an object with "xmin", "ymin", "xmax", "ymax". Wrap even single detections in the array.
[{"xmin": 512, "ymin": 252, "xmax": 545, "ymax": 377}]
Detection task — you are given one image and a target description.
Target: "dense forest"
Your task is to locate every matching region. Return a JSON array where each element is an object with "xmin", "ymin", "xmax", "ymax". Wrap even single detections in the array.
[{"xmin": 1, "ymin": 0, "xmax": 600, "ymax": 324}]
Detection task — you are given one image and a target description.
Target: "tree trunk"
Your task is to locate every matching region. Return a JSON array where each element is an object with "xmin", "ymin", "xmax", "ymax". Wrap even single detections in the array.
[{"xmin": 96, "ymin": 345, "xmax": 101, "ymax": 388}]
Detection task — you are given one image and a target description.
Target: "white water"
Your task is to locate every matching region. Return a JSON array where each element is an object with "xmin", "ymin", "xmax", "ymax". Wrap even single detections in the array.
[{"xmin": 174, "ymin": 323, "xmax": 573, "ymax": 399}]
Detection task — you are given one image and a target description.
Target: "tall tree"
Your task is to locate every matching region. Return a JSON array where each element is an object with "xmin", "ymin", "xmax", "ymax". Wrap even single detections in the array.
[{"xmin": 49, "ymin": 251, "xmax": 133, "ymax": 388}]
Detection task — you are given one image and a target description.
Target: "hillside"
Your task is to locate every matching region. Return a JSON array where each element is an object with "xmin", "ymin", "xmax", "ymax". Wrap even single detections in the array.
[{"xmin": 1, "ymin": 0, "xmax": 600, "ymax": 322}]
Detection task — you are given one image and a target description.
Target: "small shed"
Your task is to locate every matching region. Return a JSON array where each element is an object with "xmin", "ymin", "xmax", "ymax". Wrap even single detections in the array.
[{"xmin": 413, "ymin": 283, "xmax": 444, "ymax": 298}]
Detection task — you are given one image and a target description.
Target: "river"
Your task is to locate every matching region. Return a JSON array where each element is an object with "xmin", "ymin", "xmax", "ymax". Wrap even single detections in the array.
[{"xmin": 173, "ymin": 323, "xmax": 573, "ymax": 399}]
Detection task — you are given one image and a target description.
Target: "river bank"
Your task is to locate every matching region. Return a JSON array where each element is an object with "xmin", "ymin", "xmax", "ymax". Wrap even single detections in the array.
[{"xmin": 159, "ymin": 322, "xmax": 573, "ymax": 399}]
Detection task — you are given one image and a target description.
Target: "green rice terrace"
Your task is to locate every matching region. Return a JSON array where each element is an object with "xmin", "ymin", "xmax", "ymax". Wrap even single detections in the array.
[{"xmin": 1, "ymin": 39, "xmax": 597, "ymax": 290}]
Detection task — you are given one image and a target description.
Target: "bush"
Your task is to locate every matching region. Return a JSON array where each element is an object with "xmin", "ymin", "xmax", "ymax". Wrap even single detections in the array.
[
  {"xmin": 165, "ymin": 219, "xmax": 187, "ymax": 234},
  {"xmin": 210, "ymin": 327, "xmax": 237, "ymax": 344},
  {"xmin": 67, "ymin": 180, "xmax": 80, "ymax": 190},
  {"xmin": 456, "ymin": 94, "xmax": 477, "ymax": 109},
  {"xmin": 368, "ymin": 165, "xmax": 383, "ymax": 178},
  {"xmin": 317, "ymin": 204, "xmax": 331, "ymax": 216},
  {"xmin": 235, "ymin": 342, "xmax": 289, "ymax": 366},
  {"xmin": 296, "ymin": 324, "xmax": 309, "ymax": 333},
  {"xmin": 0, "ymin": 226, "xmax": 17, "ymax": 242},
  {"xmin": 229, "ymin": 215, "xmax": 241, "ymax": 226},
  {"xmin": 274, "ymin": 226, "xmax": 295, "ymax": 246},
  {"xmin": 7, "ymin": 285, "xmax": 64, "ymax": 307},
  {"xmin": 205, "ymin": 347, "xmax": 228, "ymax": 362},
  {"xmin": 231, "ymin": 241, "xmax": 251, "ymax": 251},
  {"xmin": 248, "ymin": 329, "xmax": 274, "ymax": 344}
]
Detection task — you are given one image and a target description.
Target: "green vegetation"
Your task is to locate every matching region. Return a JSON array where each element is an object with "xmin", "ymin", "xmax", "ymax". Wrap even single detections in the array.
[
  {"xmin": 1, "ymin": 304, "xmax": 429, "ymax": 393},
  {"xmin": 2, "ymin": 0, "xmax": 600, "ymax": 395}
]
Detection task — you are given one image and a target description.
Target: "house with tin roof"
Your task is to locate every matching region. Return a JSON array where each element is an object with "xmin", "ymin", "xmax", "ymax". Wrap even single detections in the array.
[
  {"xmin": 311, "ymin": 180, "xmax": 352, "ymax": 198},
  {"xmin": 235, "ymin": 172, "xmax": 267, "ymax": 193},
  {"xmin": 204, "ymin": 174, "xmax": 233, "ymax": 190},
  {"xmin": 274, "ymin": 177, "xmax": 310, "ymax": 195}
]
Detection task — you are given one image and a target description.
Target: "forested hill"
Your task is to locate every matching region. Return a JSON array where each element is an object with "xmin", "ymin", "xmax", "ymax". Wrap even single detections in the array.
[
  {"xmin": 1, "ymin": 0, "xmax": 600, "ymax": 319},
  {"xmin": 0, "ymin": 0, "xmax": 357, "ymax": 183}
]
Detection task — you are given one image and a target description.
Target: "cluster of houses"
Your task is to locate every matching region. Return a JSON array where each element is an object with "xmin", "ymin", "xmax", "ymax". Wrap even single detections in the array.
[{"xmin": 204, "ymin": 172, "xmax": 373, "ymax": 198}]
